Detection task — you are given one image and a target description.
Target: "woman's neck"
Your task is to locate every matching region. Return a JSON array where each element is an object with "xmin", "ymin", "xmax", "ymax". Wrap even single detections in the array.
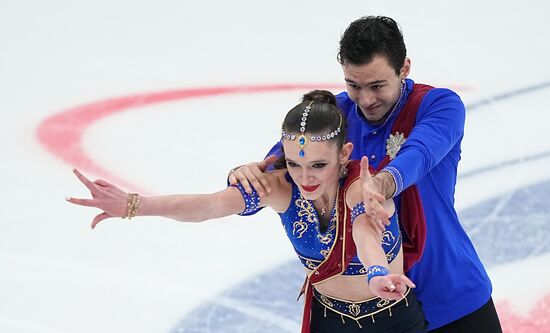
[{"xmin": 314, "ymin": 183, "xmax": 339, "ymax": 217}]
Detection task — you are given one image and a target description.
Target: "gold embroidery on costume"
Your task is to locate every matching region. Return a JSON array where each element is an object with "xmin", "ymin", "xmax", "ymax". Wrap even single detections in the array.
[
  {"xmin": 292, "ymin": 221, "xmax": 308, "ymax": 238},
  {"xmin": 320, "ymin": 249, "xmax": 329, "ymax": 258},
  {"xmin": 292, "ymin": 197, "xmax": 315, "ymax": 238},
  {"xmin": 295, "ymin": 195, "xmax": 337, "ymax": 245},
  {"xmin": 348, "ymin": 303, "xmax": 361, "ymax": 317},
  {"xmin": 305, "ymin": 260, "xmax": 317, "ymax": 270},
  {"xmin": 320, "ymin": 295, "xmax": 334, "ymax": 307},
  {"xmin": 359, "ymin": 267, "xmax": 367, "ymax": 274},
  {"xmin": 381, "ymin": 231, "xmax": 395, "ymax": 246},
  {"xmin": 377, "ymin": 298, "xmax": 391, "ymax": 308},
  {"xmin": 312, "ymin": 288, "xmax": 411, "ymax": 322},
  {"xmin": 386, "ymin": 132, "xmax": 406, "ymax": 160},
  {"xmin": 317, "ymin": 216, "xmax": 336, "ymax": 245},
  {"xmin": 296, "ymin": 198, "xmax": 316, "ymax": 223}
]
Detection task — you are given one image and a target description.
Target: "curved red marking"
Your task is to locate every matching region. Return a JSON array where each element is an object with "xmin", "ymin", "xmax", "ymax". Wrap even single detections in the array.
[
  {"xmin": 497, "ymin": 294, "xmax": 550, "ymax": 332},
  {"xmin": 36, "ymin": 84, "xmax": 342, "ymax": 190}
]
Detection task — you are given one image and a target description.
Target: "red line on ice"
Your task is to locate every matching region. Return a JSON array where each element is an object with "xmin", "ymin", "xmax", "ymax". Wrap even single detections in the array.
[
  {"xmin": 36, "ymin": 84, "xmax": 342, "ymax": 190},
  {"xmin": 497, "ymin": 294, "xmax": 550, "ymax": 332}
]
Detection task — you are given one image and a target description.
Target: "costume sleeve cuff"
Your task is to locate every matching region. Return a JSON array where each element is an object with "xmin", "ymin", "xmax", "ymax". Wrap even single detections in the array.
[
  {"xmin": 381, "ymin": 166, "xmax": 403, "ymax": 198},
  {"xmin": 230, "ymin": 182, "xmax": 262, "ymax": 216}
]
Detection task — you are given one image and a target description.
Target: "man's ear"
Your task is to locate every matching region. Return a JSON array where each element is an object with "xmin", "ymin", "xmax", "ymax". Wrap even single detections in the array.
[{"xmin": 400, "ymin": 57, "xmax": 411, "ymax": 79}]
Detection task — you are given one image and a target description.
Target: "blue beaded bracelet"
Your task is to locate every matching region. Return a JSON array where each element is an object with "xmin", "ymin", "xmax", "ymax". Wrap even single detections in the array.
[
  {"xmin": 351, "ymin": 201, "xmax": 366, "ymax": 223},
  {"xmin": 366, "ymin": 265, "xmax": 390, "ymax": 284}
]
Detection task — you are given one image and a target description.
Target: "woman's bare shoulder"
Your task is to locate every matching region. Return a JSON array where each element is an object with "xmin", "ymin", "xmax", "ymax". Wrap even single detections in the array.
[{"xmin": 263, "ymin": 169, "xmax": 292, "ymax": 212}]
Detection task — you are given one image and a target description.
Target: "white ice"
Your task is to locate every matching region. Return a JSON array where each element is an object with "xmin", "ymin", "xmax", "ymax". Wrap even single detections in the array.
[{"xmin": 1, "ymin": 1, "xmax": 549, "ymax": 332}]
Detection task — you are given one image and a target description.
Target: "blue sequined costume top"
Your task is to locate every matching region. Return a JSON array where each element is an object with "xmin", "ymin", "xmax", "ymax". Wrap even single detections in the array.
[{"xmin": 278, "ymin": 175, "xmax": 402, "ymax": 275}]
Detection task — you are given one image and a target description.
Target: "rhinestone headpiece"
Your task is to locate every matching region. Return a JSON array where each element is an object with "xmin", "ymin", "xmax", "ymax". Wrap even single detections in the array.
[{"xmin": 281, "ymin": 101, "xmax": 342, "ymax": 157}]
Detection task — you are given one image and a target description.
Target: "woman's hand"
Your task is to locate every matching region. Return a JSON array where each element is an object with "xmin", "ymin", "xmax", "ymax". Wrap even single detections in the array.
[
  {"xmin": 368, "ymin": 273, "xmax": 415, "ymax": 300},
  {"xmin": 66, "ymin": 169, "xmax": 128, "ymax": 229}
]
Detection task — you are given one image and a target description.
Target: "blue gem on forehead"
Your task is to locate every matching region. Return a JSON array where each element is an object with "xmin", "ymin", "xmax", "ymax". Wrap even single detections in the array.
[
  {"xmin": 299, "ymin": 136, "xmax": 306, "ymax": 145},
  {"xmin": 299, "ymin": 150, "xmax": 305, "ymax": 157}
]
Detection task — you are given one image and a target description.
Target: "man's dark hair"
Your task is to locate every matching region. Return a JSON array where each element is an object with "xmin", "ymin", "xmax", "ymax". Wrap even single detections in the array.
[{"xmin": 337, "ymin": 16, "xmax": 406, "ymax": 75}]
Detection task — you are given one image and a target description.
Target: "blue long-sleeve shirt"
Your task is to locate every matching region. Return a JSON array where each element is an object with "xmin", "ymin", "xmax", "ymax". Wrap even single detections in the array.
[{"xmin": 266, "ymin": 79, "xmax": 492, "ymax": 330}]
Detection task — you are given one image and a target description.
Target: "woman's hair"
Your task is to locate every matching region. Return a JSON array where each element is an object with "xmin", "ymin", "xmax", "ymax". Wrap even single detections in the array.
[
  {"xmin": 337, "ymin": 15, "xmax": 406, "ymax": 75},
  {"xmin": 275, "ymin": 90, "xmax": 347, "ymax": 169}
]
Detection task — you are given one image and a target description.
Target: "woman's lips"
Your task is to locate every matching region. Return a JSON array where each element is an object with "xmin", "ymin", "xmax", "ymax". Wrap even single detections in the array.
[{"xmin": 301, "ymin": 184, "xmax": 319, "ymax": 192}]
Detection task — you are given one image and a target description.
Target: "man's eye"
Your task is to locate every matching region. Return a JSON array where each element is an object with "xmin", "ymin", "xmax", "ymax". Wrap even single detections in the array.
[{"xmin": 371, "ymin": 84, "xmax": 383, "ymax": 90}]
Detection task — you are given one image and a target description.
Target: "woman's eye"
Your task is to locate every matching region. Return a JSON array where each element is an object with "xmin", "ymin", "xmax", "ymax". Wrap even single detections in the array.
[
  {"xmin": 287, "ymin": 161, "xmax": 298, "ymax": 168},
  {"xmin": 312, "ymin": 163, "xmax": 327, "ymax": 169}
]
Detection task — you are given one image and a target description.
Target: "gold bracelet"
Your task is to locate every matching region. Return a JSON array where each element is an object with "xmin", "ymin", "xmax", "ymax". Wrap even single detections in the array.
[{"xmin": 125, "ymin": 192, "xmax": 140, "ymax": 220}]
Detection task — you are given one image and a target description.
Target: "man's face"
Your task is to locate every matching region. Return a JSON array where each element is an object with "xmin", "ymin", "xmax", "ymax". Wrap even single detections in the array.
[{"xmin": 342, "ymin": 55, "xmax": 410, "ymax": 123}]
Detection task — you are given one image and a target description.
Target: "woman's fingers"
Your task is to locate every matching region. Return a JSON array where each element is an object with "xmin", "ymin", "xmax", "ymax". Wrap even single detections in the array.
[
  {"xmin": 66, "ymin": 197, "xmax": 96, "ymax": 207},
  {"xmin": 359, "ymin": 156, "xmax": 370, "ymax": 180},
  {"xmin": 399, "ymin": 275, "xmax": 416, "ymax": 288},
  {"xmin": 371, "ymin": 274, "xmax": 414, "ymax": 300},
  {"xmin": 73, "ymin": 169, "xmax": 97, "ymax": 192},
  {"xmin": 94, "ymin": 179, "xmax": 110, "ymax": 188},
  {"xmin": 376, "ymin": 289, "xmax": 402, "ymax": 301},
  {"xmin": 91, "ymin": 212, "xmax": 112, "ymax": 229}
]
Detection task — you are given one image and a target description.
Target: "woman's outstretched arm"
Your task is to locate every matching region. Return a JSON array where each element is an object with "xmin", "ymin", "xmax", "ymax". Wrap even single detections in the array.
[{"xmin": 67, "ymin": 169, "xmax": 247, "ymax": 229}]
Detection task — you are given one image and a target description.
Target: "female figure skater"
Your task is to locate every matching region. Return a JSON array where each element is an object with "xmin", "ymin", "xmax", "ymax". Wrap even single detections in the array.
[{"xmin": 67, "ymin": 90, "xmax": 427, "ymax": 333}]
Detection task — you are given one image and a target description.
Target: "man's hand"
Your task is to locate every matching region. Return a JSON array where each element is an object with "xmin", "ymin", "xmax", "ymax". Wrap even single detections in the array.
[{"xmin": 228, "ymin": 155, "xmax": 278, "ymax": 197}]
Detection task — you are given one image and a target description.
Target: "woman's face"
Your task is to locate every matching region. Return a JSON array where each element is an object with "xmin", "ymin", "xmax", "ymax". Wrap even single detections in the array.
[{"xmin": 282, "ymin": 135, "xmax": 351, "ymax": 200}]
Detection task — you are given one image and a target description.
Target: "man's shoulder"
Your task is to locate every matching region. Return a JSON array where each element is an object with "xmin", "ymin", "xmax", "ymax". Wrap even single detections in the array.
[
  {"xmin": 416, "ymin": 84, "xmax": 462, "ymax": 103},
  {"xmin": 412, "ymin": 84, "xmax": 465, "ymax": 115},
  {"xmin": 335, "ymin": 91, "xmax": 356, "ymax": 115}
]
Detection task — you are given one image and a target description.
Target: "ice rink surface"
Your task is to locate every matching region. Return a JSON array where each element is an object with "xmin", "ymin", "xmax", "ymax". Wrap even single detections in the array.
[{"xmin": 1, "ymin": 1, "xmax": 549, "ymax": 332}]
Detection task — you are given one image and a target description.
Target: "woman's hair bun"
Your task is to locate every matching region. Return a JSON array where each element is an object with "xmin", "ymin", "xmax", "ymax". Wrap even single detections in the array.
[{"xmin": 302, "ymin": 90, "xmax": 337, "ymax": 106}]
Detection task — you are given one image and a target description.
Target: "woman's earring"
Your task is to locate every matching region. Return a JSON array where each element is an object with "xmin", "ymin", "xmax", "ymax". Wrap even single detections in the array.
[{"xmin": 340, "ymin": 165, "xmax": 348, "ymax": 179}]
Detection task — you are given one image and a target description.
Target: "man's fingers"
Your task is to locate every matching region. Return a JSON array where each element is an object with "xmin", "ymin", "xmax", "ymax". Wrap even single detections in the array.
[
  {"xmin": 258, "ymin": 155, "xmax": 278, "ymax": 172},
  {"xmin": 230, "ymin": 168, "xmax": 251, "ymax": 193},
  {"xmin": 376, "ymin": 218, "xmax": 385, "ymax": 232},
  {"xmin": 91, "ymin": 212, "xmax": 111, "ymax": 229},
  {"xmin": 239, "ymin": 168, "xmax": 258, "ymax": 194},
  {"xmin": 250, "ymin": 168, "xmax": 271, "ymax": 196},
  {"xmin": 228, "ymin": 173, "xmax": 237, "ymax": 185}
]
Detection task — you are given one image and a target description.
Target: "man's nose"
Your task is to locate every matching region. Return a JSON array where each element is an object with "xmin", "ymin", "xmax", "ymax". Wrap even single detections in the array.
[{"xmin": 358, "ymin": 90, "xmax": 375, "ymax": 107}]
